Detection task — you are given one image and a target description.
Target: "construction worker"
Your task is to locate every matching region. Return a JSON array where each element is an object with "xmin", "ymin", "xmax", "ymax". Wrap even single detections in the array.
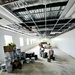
[{"xmin": 47, "ymin": 50, "xmax": 51, "ymax": 62}]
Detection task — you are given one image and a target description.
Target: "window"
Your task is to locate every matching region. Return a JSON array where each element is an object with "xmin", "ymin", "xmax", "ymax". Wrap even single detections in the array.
[
  {"xmin": 19, "ymin": 37, "xmax": 24, "ymax": 46},
  {"xmin": 30, "ymin": 39, "xmax": 33, "ymax": 44},
  {"xmin": 4, "ymin": 35, "xmax": 13, "ymax": 45},
  {"xmin": 27, "ymin": 38, "xmax": 29, "ymax": 45},
  {"xmin": 32, "ymin": 38, "xmax": 36, "ymax": 43}
]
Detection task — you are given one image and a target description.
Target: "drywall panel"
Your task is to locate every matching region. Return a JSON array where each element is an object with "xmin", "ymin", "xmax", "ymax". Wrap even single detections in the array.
[{"xmin": 51, "ymin": 29, "xmax": 75, "ymax": 58}]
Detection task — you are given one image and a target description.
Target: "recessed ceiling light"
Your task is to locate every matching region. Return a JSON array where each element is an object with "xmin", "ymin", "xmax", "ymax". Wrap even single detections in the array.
[{"xmin": 50, "ymin": 32, "xmax": 62, "ymax": 34}]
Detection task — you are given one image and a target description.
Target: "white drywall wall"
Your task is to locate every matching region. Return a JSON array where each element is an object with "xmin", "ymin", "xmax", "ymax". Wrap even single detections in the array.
[
  {"xmin": 0, "ymin": 28, "xmax": 38, "ymax": 62},
  {"xmin": 51, "ymin": 29, "xmax": 75, "ymax": 58}
]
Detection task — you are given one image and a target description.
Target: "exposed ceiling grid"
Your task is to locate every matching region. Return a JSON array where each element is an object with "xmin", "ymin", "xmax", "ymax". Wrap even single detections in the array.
[
  {"xmin": 57, "ymin": 18, "xmax": 73, "ymax": 32},
  {"xmin": 50, "ymin": 6, "xmax": 65, "ymax": 34},
  {"xmin": 45, "ymin": 4, "xmax": 46, "ymax": 36},
  {"xmin": 16, "ymin": 3, "xmax": 33, "ymax": 31},
  {"xmin": 21, "ymin": 0, "xmax": 42, "ymax": 35},
  {"xmin": 1, "ymin": 0, "xmax": 73, "ymax": 37}
]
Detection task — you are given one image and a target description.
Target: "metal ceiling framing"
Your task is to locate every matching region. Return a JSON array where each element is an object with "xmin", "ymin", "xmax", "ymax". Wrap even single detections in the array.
[
  {"xmin": 2, "ymin": 0, "xmax": 71, "ymax": 37},
  {"xmin": 5, "ymin": 5, "xmax": 33, "ymax": 32},
  {"xmin": 45, "ymin": 4, "xmax": 46, "ymax": 36},
  {"xmin": 57, "ymin": 18, "xmax": 73, "ymax": 32},
  {"xmin": 12, "ymin": 1, "xmax": 68, "ymax": 12},
  {"xmin": 20, "ymin": 0, "xmax": 42, "ymax": 36},
  {"xmin": 24, "ymin": 18, "xmax": 75, "ymax": 26},
  {"xmin": 50, "ymin": 6, "xmax": 65, "ymax": 33}
]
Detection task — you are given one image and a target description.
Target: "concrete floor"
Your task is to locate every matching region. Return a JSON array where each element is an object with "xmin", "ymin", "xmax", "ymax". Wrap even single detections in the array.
[{"xmin": 1, "ymin": 46, "xmax": 75, "ymax": 75}]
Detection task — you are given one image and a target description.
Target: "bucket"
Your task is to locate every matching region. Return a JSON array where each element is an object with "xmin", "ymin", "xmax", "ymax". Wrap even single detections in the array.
[
  {"xmin": 26, "ymin": 58, "xmax": 30, "ymax": 63},
  {"xmin": 31, "ymin": 57, "xmax": 35, "ymax": 63}
]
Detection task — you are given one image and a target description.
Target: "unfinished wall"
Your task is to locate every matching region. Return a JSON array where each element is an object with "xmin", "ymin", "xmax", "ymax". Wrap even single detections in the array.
[
  {"xmin": 51, "ymin": 29, "xmax": 75, "ymax": 58},
  {"xmin": 0, "ymin": 28, "xmax": 38, "ymax": 62}
]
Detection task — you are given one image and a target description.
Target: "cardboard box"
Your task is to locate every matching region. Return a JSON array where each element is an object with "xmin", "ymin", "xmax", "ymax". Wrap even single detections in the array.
[{"xmin": 4, "ymin": 46, "xmax": 13, "ymax": 52}]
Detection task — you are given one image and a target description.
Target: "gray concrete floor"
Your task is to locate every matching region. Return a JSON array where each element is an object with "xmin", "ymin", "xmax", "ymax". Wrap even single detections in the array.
[{"xmin": 1, "ymin": 46, "xmax": 75, "ymax": 75}]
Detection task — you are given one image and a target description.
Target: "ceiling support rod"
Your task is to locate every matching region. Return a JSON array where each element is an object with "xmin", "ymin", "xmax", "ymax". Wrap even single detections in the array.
[
  {"xmin": 45, "ymin": 4, "xmax": 47, "ymax": 35},
  {"xmin": 21, "ymin": 1, "xmax": 42, "ymax": 36},
  {"xmin": 57, "ymin": 18, "xmax": 73, "ymax": 31},
  {"xmin": 14, "ymin": 3, "xmax": 32, "ymax": 31},
  {"xmin": 23, "ymin": 18, "xmax": 71, "ymax": 23},
  {"xmin": 50, "ymin": 17, "xmax": 60, "ymax": 32},
  {"xmin": 57, "ymin": 6, "xmax": 62, "ymax": 17},
  {"xmin": 50, "ymin": 6, "xmax": 66, "ymax": 33},
  {"xmin": 66, "ymin": 23, "xmax": 75, "ymax": 31},
  {"xmin": 28, "ymin": 23, "xmax": 71, "ymax": 27},
  {"xmin": 16, "ymin": 10, "xmax": 61, "ymax": 16}
]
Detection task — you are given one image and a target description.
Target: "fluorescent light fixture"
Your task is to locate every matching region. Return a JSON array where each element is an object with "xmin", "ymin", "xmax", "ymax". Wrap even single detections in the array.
[
  {"xmin": 65, "ymin": 3, "xmax": 75, "ymax": 18},
  {"xmin": 53, "ymin": 38, "xmax": 61, "ymax": 41},
  {"xmin": 38, "ymin": 28, "xmax": 53, "ymax": 31},
  {"xmin": 26, "ymin": 32, "xmax": 37, "ymax": 36},
  {"xmin": 50, "ymin": 32, "xmax": 62, "ymax": 34}
]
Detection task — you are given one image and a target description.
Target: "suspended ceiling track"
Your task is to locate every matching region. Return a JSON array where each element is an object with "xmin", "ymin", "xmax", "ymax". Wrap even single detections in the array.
[
  {"xmin": 20, "ymin": 0, "xmax": 42, "ymax": 36},
  {"xmin": 13, "ymin": 1, "xmax": 68, "ymax": 12}
]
